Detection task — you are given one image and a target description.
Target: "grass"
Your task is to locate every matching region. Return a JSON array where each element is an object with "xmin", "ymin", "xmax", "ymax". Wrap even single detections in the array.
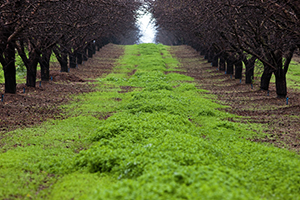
[
  {"xmin": 0, "ymin": 44, "xmax": 300, "ymax": 199},
  {"xmin": 287, "ymin": 60, "xmax": 300, "ymax": 90}
]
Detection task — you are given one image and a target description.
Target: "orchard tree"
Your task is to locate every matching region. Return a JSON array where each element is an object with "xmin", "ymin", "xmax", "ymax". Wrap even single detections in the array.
[
  {"xmin": 1, "ymin": 0, "xmax": 140, "ymax": 92},
  {"xmin": 147, "ymin": 0, "xmax": 299, "ymax": 97}
]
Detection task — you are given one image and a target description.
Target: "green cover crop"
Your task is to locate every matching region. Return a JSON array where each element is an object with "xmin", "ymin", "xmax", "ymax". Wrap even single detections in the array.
[{"xmin": 0, "ymin": 44, "xmax": 300, "ymax": 199}]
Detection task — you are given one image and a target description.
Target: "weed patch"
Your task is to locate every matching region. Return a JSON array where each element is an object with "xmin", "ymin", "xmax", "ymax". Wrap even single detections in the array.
[{"xmin": 1, "ymin": 44, "xmax": 300, "ymax": 199}]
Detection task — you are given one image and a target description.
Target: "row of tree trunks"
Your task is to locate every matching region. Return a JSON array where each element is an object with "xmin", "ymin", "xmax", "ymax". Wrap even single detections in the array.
[
  {"xmin": 198, "ymin": 48, "xmax": 290, "ymax": 95},
  {"xmin": 200, "ymin": 49, "xmax": 245, "ymax": 81},
  {"xmin": 197, "ymin": 44, "xmax": 297, "ymax": 98},
  {"xmin": 203, "ymin": 49, "xmax": 294, "ymax": 98},
  {"xmin": 200, "ymin": 48, "xmax": 294, "ymax": 98},
  {"xmin": 53, "ymin": 41, "xmax": 101, "ymax": 74},
  {"xmin": 185, "ymin": 46, "xmax": 293, "ymax": 98}
]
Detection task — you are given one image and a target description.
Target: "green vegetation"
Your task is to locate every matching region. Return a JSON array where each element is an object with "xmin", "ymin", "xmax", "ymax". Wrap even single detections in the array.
[
  {"xmin": 287, "ymin": 60, "xmax": 300, "ymax": 90},
  {"xmin": 0, "ymin": 65, "xmax": 3, "ymax": 84},
  {"xmin": 1, "ymin": 44, "xmax": 300, "ymax": 199}
]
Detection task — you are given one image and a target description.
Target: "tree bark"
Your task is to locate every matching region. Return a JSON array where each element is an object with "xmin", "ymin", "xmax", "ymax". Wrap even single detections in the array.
[
  {"xmin": 69, "ymin": 52, "xmax": 77, "ymax": 68},
  {"xmin": 83, "ymin": 47, "xmax": 88, "ymax": 61},
  {"xmin": 235, "ymin": 60, "xmax": 243, "ymax": 79},
  {"xmin": 96, "ymin": 40, "xmax": 102, "ymax": 51},
  {"xmin": 260, "ymin": 68, "xmax": 272, "ymax": 91},
  {"xmin": 245, "ymin": 64, "xmax": 254, "ymax": 84},
  {"xmin": 60, "ymin": 52, "xmax": 68, "ymax": 72},
  {"xmin": 208, "ymin": 49, "xmax": 213, "ymax": 63},
  {"xmin": 77, "ymin": 50, "xmax": 83, "ymax": 65},
  {"xmin": 40, "ymin": 49, "xmax": 51, "ymax": 81},
  {"xmin": 92, "ymin": 43, "xmax": 96, "ymax": 54},
  {"xmin": 88, "ymin": 43, "xmax": 93, "ymax": 58},
  {"xmin": 275, "ymin": 69, "xmax": 287, "ymax": 98},
  {"xmin": 226, "ymin": 58, "xmax": 234, "ymax": 75},
  {"xmin": 212, "ymin": 54, "xmax": 218, "ymax": 67},
  {"xmin": 2, "ymin": 42, "xmax": 16, "ymax": 93},
  {"xmin": 200, "ymin": 48, "xmax": 206, "ymax": 56},
  {"xmin": 16, "ymin": 41, "xmax": 41, "ymax": 87},
  {"xmin": 26, "ymin": 58, "xmax": 39, "ymax": 87},
  {"xmin": 243, "ymin": 57, "xmax": 256, "ymax": 84},
  {"xmin": 54, "ymin": 49, "xmax": 68, "ymax": 72},
  {"xmin": 204, "ymin": 49, "xmax": 209, "ymax": 60},
  {"xmin": 219, "ymin": 57, "xmax": 226, "ymax": 71}
]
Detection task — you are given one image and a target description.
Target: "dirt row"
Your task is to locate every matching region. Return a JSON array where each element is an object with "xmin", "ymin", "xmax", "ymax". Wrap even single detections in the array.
[
  {"xmin": 0, "ymin": 44, "xmax": 124, "ymax": 135},
  {"xmin": 170, "ymin": 45, "xmax": 300, "ymax": 153}
]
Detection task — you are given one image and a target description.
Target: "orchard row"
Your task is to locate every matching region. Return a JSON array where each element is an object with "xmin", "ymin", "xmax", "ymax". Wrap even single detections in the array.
[
  {"xmin": 0, "ymin": 0, "xmax": 140, "ymax": 93},
  {"xmin": 148, "ymin": 0, "xmax": 300, "ymax": 97}
]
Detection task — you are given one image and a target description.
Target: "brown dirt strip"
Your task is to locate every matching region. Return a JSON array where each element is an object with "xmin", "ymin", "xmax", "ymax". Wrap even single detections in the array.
[
  {"xmin": 170, "ymin": 45, "xmax": 300, "ymax": 153},
  {"xmin": 0, "ymin": 44, "xmax": 124, "ymax": 134}
]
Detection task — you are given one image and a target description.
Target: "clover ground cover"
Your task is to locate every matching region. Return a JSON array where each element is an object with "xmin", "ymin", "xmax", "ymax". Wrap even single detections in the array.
[{"xmin": 0, "ymin": 44, "xmax": 300, "ymax": 199}]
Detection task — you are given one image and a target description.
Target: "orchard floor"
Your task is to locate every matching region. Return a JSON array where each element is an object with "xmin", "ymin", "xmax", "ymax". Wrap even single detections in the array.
[
  {"xmin": 170, "ymin": 45, "xmax": 300, "ymax": 152},
  {"xmin": 0, "ymin": 44, "xmax": 123, "ymax": 134},
  {"xmin": 1, "ymin": 43, "xmax": 299, "ymax": 152},
  {"xmin": 0, "ymin": 43, "xmax": 300, "ymax": 200}
]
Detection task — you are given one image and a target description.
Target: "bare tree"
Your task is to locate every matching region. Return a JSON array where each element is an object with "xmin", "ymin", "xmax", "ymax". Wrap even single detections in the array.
[
  {"xmin": 1, "ymin": 0, "xmax": 140, "ymax": 92},
  {"xmin": 147, "ymin": 0, "xmax": 299, "ymax": 97}
]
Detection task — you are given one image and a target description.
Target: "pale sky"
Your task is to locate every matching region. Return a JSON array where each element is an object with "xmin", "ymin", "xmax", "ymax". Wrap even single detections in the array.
[{"xmin": 136, "ymin": 11, "xmax": 157, "ymax": 44}]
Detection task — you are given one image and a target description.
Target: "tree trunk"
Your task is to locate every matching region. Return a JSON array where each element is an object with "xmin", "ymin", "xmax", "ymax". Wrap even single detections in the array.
[
  {"xmin": 69, "ymin": 52, "xmax": 77, "ymax": 68},
  {"xmin": 200, "ymin": 48, "xmax": 206, "ymax": 56},
  {"xmin": 54, "ymin": 49, "xmax": 68, "ymax": 72},
  {"xmin": 219, "ymin": 57, "xmax": 226, "ymax": 71},
  {"xmin": 83, "ymin": 47, "xmax": 88, "ymax": 61},
  {"xmin": 244, "ymin": 57, "xmax": 256, "ymax": 84},
  {"xmin": 26, "ymin": 62, "xmax": 38, "ymax": 87},
  {"xmin": 260, "ymin": 68, "xmax": 272, "ymax": 91},
  {"xmin": 275, "ymin": 69, "xmax": 287, "ymax": 98},
  {"xmin": 3, "ymin": 43, "xmax": 16, "ymax": 94},
  {"xmin": 212, "ymin": 54, "xmax": 218, "ymax": 67},
  {"xmin": 77, "ymin": 50, "xmax": 83, "ymax": 65},
  {"xmin": 26, "ymin": 51, "xmax": 40, "ymax": 87},
  {"xmin": 235, "ymin": 60, "xmax": 243, "ymax": 79},
  {"xmin": 16, "ymin": 41, "xmax": 40, "ymax": 87},
  {"xmin": 96, "ymin": 40, "xmax": 102, "ymax": 51},
  {"xmin": 88, "ymin": 43, "xmax": 93, "ymax": 58},
  {"xmin": 204, "ymin": 49, "xmax": 208, "ymax": 60},
  {"xmin": 26, "ymin": 50, "xmax": 40, "ymax": 87},
  {"xmin": 60, "ymin": 52, "xmax": 68, "ymax": 72},
  {"xmin": 245, "ymin": 65, "xmax": 254, "ymax": 84},
  {"xmin": 208, "ymin": 50, "xmax": 213, "ymax": 63},
  {"xmin": 92, "ymin": 43, "xmax": 96, "ymax": 54},
  {"xmin": 226, "ymin": 59, "xmax": 234, "ymax": 75},
  {"xmin": 40, "ymin": 49, "xmax": 51, "ymax": 81}
]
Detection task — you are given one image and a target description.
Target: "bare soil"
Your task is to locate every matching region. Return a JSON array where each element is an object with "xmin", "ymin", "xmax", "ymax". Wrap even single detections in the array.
[
  {"xmin": 0, "ymin": 44, "xmax": 124, "ymax": 134},
  {"xmin": 170, "ymin": 45, "xmax": 300, "ymax": 153}
]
